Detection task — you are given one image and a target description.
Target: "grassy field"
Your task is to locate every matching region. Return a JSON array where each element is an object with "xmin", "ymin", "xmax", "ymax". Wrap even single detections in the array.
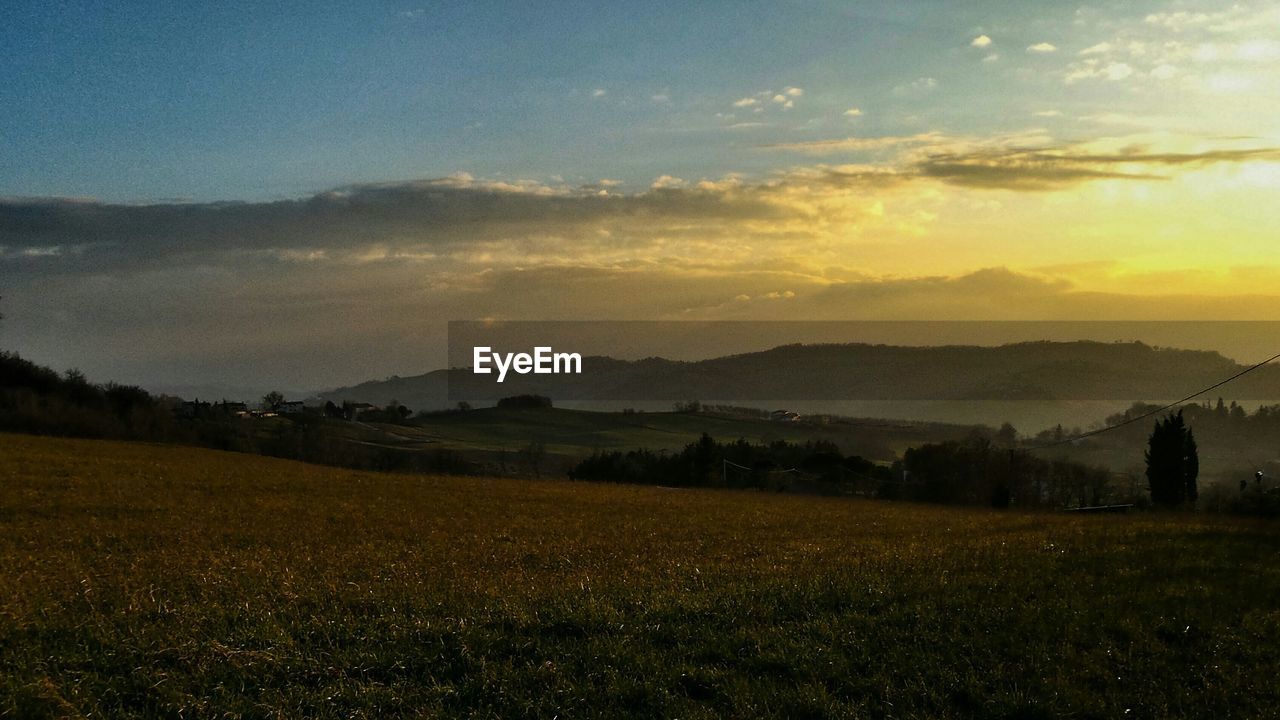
[{"xmin": 2, "ymin": 433, "xmax": 1278, "ymax": 718}]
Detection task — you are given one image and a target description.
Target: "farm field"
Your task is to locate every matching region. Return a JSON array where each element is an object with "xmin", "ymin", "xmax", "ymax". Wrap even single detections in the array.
[{"xmin": 2, "ymin": 432, "xmax": 1279, "ymax": 718}]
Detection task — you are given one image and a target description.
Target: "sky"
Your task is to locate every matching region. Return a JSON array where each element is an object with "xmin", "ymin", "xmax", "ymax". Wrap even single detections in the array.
[{"xmin": 2, "ymin": 1, "xmax": 1280, "ymax": 394}]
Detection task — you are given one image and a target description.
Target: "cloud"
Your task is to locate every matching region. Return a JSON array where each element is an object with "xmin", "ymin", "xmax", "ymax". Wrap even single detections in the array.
[
  {"xmin": 891, "ymin": 77, "xmax": 938, "ymax": 96},
  {"xmin": 843, "ymin": 107, "xmax": 864, "ymax": 117},
  {"xmin": 0, "ymin": 175, "xmax": 820, "ymax": 280},
  {"xmin": 649, "ymin": 175, "xmax": 687, "ymax": 189},
  {"xmin": 759, "ymin": 132, "xmax": 945, "ymax": 153},
  {"xmin": 1235, "ymin": 39, "xmax": 1280, "ymax": 62},
  {"xmin": 1079, "ymin": 42, "xmax": 1111, "ymax": 55},
  {"xmin": 1143, "ymin": 11, "xmax": 1213, "ymax": 31},
  {"xmin": 759, "ymin": 127, "xmax": 1280, "ymax": 191},
  {"xmin": 1027, "ymin": 42, "xmax": 1058, "ymax": 53},
  {"xmin": 914, "ymin": 154, "xmax": 1162, "ymax": 190},
  {"xmin": 1103, "ymin": 62, "xmax": 1134, "ymax": 80},
  {"xmin": 970, "ymin": 35, "xmax": 992, "ymax": 48},
  {"xmin": 736, "ymin": 89, "xmax": 800, "ymax": 111},
  {"xmin": 6, "ymin": 142, "xmax": 1280, "ymax": 390},
  {"xmin": 1065, "ymin": 59, "xmax": 1139, "ymax": 83},
  {"xmin": 911, "ymin": 144, "xmax": 1280, "ymax": 190},
  {"xmin": 651, "ymin": 93, "xmax": 670, "ymax": 103},
  {"xmin": 1032, "ymin": 110, "xmax": 1063, "ymax": 117}
]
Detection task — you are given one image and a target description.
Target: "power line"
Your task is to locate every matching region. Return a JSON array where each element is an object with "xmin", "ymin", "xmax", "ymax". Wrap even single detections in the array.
[
  {"xmin": 1025, "ymin": 349, "xmax": 1280, "ymax": 451},
  {"xmin": 723, "ymin": 459, "xmax": 802, "ymax": 474}
]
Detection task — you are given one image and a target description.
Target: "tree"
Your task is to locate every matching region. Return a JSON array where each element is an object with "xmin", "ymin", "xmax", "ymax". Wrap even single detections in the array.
[
  {"xmin": 262, "ymin": 391, "xmax": 285, "ymax": 411},
  {"xmin": 496, "ymin": 394, "xmax": 552, "ymax": 409},
  {"xmin": 995, "ymin": 422, "xmax": 1018, "ymax": 448},
  {"xmin": 691, "ymin": 432, "xmax": 718, "ymax": 486},
  {"xmin": 1145, "ymin": 410, "xmax": 1199, "ymax": 507}
]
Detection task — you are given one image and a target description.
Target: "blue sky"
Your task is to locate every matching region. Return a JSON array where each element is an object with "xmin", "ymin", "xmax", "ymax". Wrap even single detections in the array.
[{"xmin": 1, "ymin": 0, "xmax": 1169, "ymax": 201}]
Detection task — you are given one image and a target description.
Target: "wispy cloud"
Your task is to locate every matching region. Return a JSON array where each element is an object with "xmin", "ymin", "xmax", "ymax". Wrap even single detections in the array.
[
  {"xmin": 758, "ymin": 131, "xmax": 1280, "ymax": 191},
  {"xmin": 891, "ymin": 77, "xmax": 938, "ymax": 96},
  {"xmin": 913, "ymin": 144, "xmax": 1280, "ymax": 190},
  {"xmin": 759, "ymin": 132, "xmax": 945, "ymax": 153}
]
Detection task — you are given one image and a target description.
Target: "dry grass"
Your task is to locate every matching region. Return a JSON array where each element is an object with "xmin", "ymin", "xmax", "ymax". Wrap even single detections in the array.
[{"xmin": 1, "ymin": 432, "xmax": 1278, "ymax": 718}]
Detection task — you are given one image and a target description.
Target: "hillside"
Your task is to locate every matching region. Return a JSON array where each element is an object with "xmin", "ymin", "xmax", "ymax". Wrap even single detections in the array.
[
  {"xmin": 378, "ymin": 406, "xmax": 977, "ymax": 471},
  {"xmin": 319, "ymin": 341, "xmax": 1280, "ymax": 409},
  {"xmin": 3, "ymin": 433, "xmax": 1279, "ymax": 717}
]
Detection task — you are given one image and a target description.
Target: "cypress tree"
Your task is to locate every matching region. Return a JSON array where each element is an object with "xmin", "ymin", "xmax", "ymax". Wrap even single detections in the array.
[{"xmin": 1145, "ymin": 410, "xmax": 1199, "ymax": 507}]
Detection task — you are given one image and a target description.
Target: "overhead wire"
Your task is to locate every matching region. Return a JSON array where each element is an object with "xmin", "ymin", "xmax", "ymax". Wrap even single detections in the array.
[{"xmin": 1024, "ymin": 350, "xmax": 1280, "ymax": 450}]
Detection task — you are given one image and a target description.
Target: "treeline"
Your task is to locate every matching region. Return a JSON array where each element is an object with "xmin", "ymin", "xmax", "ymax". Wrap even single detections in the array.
[
  {"xmin": 0, "ymin": 352, "xmax": 473, "ymax": 475},
  {"xmin": 0, "ymin": 352, "xmax": 176, "ymax": 440},
  {"xmin": 569, "ymin": 434, "xmax": 890, "ymax": 492},
  {"xmin": 570, "ymin": 432, "xmax": 1117, "ymax": 509},
  {"xmin": 1035, "ymin": 398, "xmax": 1280, "ymax": 447},
  {"xmin": 899, "ymin": 436, "xmax": 1114, "ymax": 509}
]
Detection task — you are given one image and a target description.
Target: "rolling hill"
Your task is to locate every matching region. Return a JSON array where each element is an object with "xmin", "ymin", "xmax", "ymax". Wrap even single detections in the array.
[{"xmin": 318, "ymin": 340, "xmax": 1280, "ymax": 410}]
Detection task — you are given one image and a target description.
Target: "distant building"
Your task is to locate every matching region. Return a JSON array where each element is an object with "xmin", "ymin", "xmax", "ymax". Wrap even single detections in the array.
[
  {"xmin": 346, "ymin": 402, "xmax": 378, "ymax": 417},
  {"xmin": 216, "ymin": 400, "xmax": 249, "ymax": 416},
  {"xmin": 176, "ymin": 400, "xmax": 210, "ymax": 418}
]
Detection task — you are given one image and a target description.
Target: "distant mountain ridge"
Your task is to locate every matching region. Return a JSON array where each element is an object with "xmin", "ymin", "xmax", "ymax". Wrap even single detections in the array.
[{"xmin": 316, "ymin": 341, "xmax": 1280, "ymax": 410}]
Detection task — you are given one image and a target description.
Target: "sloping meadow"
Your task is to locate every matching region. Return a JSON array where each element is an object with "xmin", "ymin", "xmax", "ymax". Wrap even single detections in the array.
[{"xmin": 2, "ymin": 433, "xmax": 1278, "ymax": 718}]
